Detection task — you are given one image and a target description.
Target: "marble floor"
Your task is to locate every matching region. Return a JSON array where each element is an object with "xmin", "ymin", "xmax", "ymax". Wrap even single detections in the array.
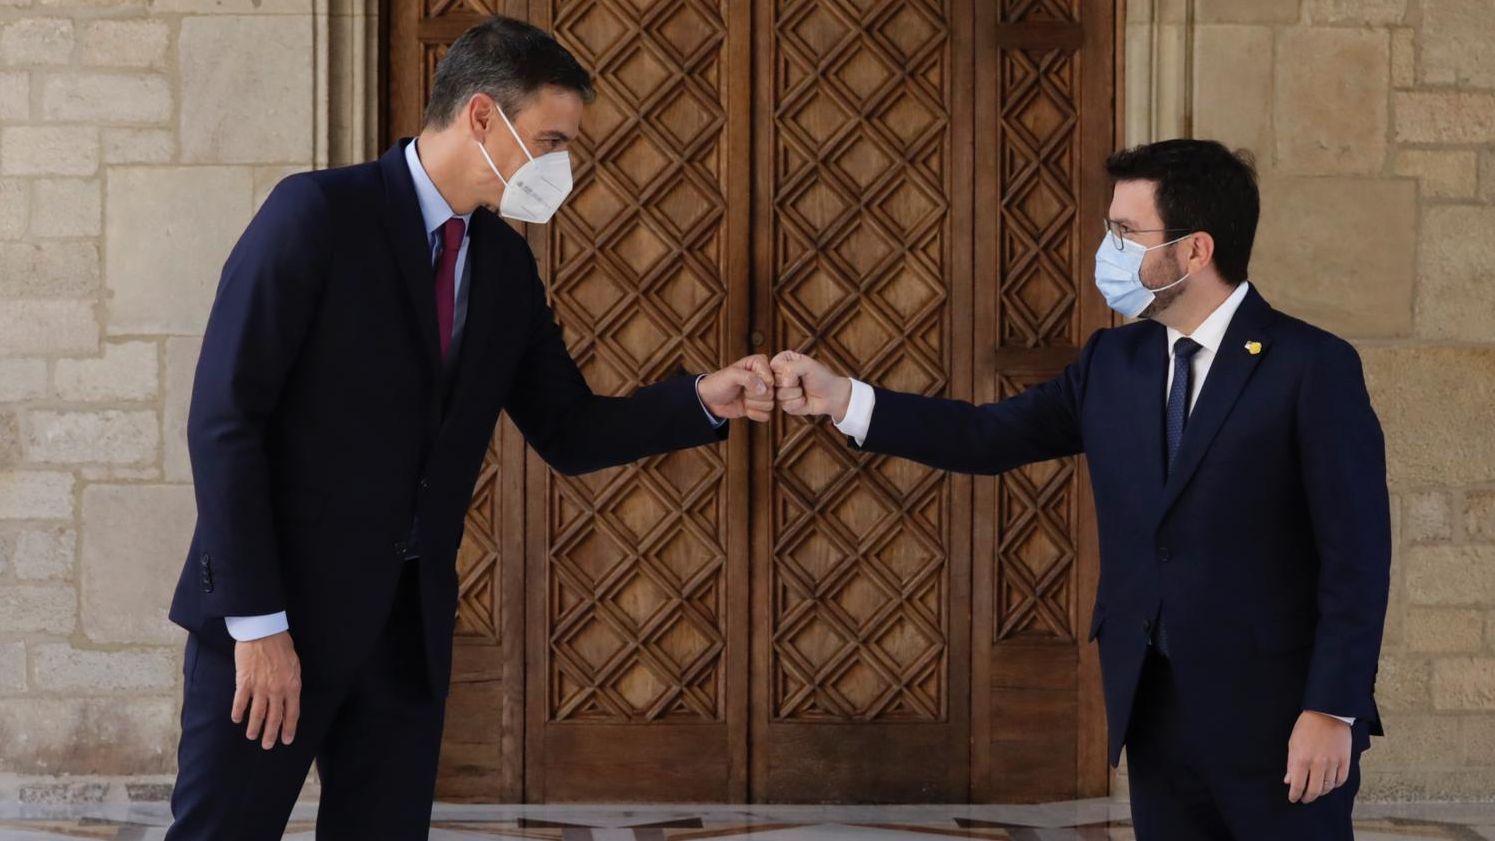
[{"xmin": 3, "ymin": 801, "xmax": 1495, "ymax": 840}]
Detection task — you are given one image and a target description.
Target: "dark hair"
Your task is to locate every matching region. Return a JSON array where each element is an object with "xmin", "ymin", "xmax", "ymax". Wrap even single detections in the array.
[
  {"xmin": 1104, "ymin": 139, "xmax": 1260, "ymax": 286},
  {"xmin": 424, "ymin": 16, "xmax": 595, "ymax": 129}
]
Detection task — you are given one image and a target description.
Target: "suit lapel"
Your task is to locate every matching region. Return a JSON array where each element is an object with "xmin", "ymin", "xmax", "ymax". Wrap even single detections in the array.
[
  {"xmin": 1156, "ymin": 286, "xmax": 1274, "ymax": 521},
  {"xmin": 379, "ymin": 140, "xmax": 442, "ymax": 375},
  {"xmin": 1126, "ymin": 322, "xmax": 1171, "ymax": 492}
]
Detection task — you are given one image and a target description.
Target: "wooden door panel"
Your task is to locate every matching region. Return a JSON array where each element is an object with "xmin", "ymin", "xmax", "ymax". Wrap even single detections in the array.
[
  {"xmin": 524, "ymin": 0, "xmax": 749, "ymax": 803},
  {"xmin": 387, "ymin": 0, "xmax": 532, "ymax": 803},
  {"xmin": 972, "ymin": 0, "xmax": 1115, "ymax": 802},
  {"xmin": 751, "ymin": 0, "xmax": 974, "ymax": 802}
]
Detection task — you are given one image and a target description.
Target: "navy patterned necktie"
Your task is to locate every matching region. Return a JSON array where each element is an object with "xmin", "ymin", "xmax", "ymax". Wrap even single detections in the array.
[
  {"xmin": 1156, "ymin": 336, "xmax": 1203, "ymax": 657},
  {"xmin": 1166, "ymin": 337, "xmax": 1204, "ymax": 477}
]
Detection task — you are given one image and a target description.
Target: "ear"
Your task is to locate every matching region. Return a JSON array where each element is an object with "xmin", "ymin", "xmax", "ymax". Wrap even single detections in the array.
[
  {"xmin": 1186, "ymin": 230, "xmax": 1216, "ymax": 273},
  {"xmin": 465, "ymin": 92, "xmax": 496, "ymax": 139}
]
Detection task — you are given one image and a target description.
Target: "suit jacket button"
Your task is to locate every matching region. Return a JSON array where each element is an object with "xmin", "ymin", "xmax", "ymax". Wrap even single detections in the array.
[
  {"xmin": 419, "ymin": 477, "xmax": 430, "ymax": 490},
  {"xmin": 393, "ymin": 541, "xmax": 407, "ymax": 558},
  {"xmin": 1157, "ymin": 547, "xmax": 1171, "ymax": 562},
  {"xmin": 199, "ymin": 553, "xmax": 211, "ymax": 568}
]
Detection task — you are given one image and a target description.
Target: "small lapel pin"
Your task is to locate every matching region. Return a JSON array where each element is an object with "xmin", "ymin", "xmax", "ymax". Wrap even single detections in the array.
[{"xmin": 1245, "ymin": 341, "xmax": 1262, "ymax": 356}]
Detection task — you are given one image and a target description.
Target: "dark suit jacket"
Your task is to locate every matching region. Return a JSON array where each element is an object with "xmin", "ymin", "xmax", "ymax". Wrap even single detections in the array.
[
  {"xmin": 856, "ymin": 286, "xmax": 1390, "ymax": 769},
  {"xmin": 170, "ymin": 141, "xmax": 727, "ymax": 694}
]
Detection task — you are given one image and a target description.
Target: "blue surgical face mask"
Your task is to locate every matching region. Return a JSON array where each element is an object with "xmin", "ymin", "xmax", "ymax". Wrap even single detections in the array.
[{"xmin": 1094, "ymin": 232, "xmax": 1193, "ymax": 318}]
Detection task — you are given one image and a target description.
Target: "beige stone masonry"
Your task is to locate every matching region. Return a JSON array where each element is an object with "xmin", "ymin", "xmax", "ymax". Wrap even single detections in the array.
[
  {"xmin": 1131, "ymin": 0, "xmax": 1495, "ymax": 802},
  {"xmin": 53, "ymin": 341, "xmax": 158, "ymax": 402},
  {"xmin": 1275, "ymin": 28, "xmax": 1390, "ymax": 175},
  {"xmin": 80, "ymin": 483, "xmax": 195, "ymax": 645}
]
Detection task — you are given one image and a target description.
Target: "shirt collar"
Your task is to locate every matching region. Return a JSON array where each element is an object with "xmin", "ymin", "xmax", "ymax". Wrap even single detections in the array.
[
  {"xmin": 404, "ymin": 138, "xmax": 473, "ymax": 238},
  {"xmin": 1166, "ymin": 280, "xmax": 1251, "ymax": 355}
]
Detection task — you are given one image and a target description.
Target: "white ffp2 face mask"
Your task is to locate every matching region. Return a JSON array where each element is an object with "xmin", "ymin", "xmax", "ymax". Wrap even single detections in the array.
[
  {"xmin": 476, "ymin": 104, "xmax": 573, "ymax": 224},
  {"xmin": 1093, "ymin": 232, "xmax": 1192, "ymax": 318}
]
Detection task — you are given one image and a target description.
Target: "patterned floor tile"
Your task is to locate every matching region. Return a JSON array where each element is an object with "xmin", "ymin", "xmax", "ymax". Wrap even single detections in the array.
[{"xmin": 2, "ymin": 802, "xmax": 1493, "ymax": 840}]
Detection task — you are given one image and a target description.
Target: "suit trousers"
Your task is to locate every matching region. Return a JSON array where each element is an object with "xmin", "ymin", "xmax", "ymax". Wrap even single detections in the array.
[
  {"xmin": 166, "ymin": 564, "xmax": 445, "ymax": 841},
  {"xmin": 1126, "ymin": 649, "xmax": 1360, "ymax": 841}
]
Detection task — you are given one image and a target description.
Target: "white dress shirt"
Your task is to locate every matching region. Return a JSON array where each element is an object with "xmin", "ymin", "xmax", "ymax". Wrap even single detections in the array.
[
  {"xmin": 834, "ymin": 282, "xmax": 1353, "ymax": 726},
  {"xmin": 1163, "ymin": 280, "xmax": 1250, "ymax": 415},
  {"xmin": 405, "ymin": 138, "xmax": 475, "ymax": 353}
]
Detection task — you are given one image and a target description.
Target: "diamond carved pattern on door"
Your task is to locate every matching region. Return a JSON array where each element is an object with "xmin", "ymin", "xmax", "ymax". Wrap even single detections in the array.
[
  {"xmin": 993, "ymin": 373, "xmax": 1077, "ymax": 643},
  {"xmin": 999, "ymin": 49, "xmax": 1079, "ymax": 348},
  {"xmin": 1000, "ymin": 0, "xmax": 1080, "ymax": 23},
  {"xmin": 457, "ymin": 432, "xmax": 503, "ymax": 640},
  {"xmin": 426, "ymin": 0, "xmax": 500, "ymax": 17},
  {"xmin": 770, "ymin": 0, "xmax": 953, "ymax": 723},
  {"xmin": 544, "ymin": 0, "xmax": 731, "ymax": 724},
  {"xmin": 976, "ymin": 0, "xmax": 1113, "ymax": 803},
  {"xmin": 992, "ymin": 45, "xmax": 1082, "ymax": 641}
]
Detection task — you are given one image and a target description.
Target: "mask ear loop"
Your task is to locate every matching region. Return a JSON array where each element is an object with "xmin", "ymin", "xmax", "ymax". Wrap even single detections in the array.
[
  {"xmin": 475, "ymin": 98, "xmax": 535, "ymax": 187},
  {"xmin": 476, "ymin": 102, "xmax": 555, "ymax": 308},
  {"xmin": 1142, "ymin": 232, "xmax": 1195, "ymax": 294},
  {"xmin": 475, "ymin": 139, "xmax": 509, "ymax": 186},
  {"xmin": 1134, "ymin": 231, "xmax": 1195, "ymax": 253},
  {"xmin": 495, "ymin": 102, "xmax": 536, "ymax": 163}
]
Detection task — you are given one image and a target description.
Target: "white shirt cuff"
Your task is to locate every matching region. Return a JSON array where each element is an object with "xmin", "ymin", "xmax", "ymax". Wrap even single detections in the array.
[
  {"xmin": 832, "ymin": 379, "xmax": 876, "ymax": 446},
  {"xmin": 224, "ymin": 612, "xmax": 289, "ymax": 641},
  {"xmin": 695, "ymin": 373, "xmax": 726, "ymax": 428},
  {"xmin": 1306, "ymin": 710, "xmax": 1355, "ymax": 726}
]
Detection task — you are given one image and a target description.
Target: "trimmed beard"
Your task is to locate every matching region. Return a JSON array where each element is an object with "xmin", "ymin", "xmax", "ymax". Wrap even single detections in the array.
[{"xmin": 1137, "ymin": 244, "xmax": 1189, "ymax": 320}]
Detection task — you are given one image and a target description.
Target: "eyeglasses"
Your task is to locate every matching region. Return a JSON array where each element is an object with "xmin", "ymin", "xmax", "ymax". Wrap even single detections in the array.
[{"xmin": 1103, "ymin": 218, "xmax": 1194, "ymax": 251}]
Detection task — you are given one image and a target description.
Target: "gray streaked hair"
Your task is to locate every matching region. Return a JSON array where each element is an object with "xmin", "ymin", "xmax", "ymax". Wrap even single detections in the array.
[{"xmin": 423, "ymin": 16, "xmax": 595, "ymax": 129}]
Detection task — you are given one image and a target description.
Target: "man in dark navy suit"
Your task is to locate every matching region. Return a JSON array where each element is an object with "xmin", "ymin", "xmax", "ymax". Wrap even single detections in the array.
[
  {"xmin": 771, "ymin": 140, "xmax": 1390, "ymax": 840},
  {"xmin": 165, "ymin": 17, "xmax": 774, "ymax": 841}
]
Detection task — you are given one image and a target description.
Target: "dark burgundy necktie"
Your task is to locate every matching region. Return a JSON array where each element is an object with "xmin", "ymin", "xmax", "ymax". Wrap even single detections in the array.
[{"xmin": 434, "ymin": 216, "xmax": 465, "ymax": 362}]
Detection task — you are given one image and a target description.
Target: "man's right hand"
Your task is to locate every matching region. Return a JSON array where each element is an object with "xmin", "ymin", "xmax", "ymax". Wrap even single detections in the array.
[
  {"xmin": 232, "ymin": 631, "xmax": 302, "ymax": 750},
  {"xmin": 770, "ymin": 350, "xmax": 853, "ymax": 421}
]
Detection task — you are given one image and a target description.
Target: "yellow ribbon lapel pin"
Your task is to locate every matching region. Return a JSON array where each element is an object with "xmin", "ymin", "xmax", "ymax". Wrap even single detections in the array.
[{"xmin": 1244, "ymin": 341, "xmax": 1263, "ymax": 356}]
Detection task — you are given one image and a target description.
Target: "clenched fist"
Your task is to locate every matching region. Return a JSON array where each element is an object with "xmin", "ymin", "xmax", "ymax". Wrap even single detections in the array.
[
  {"xmin": 697, "ymin": 354, "xmax": 775, "ymax": 422},
  {"xmin": 770, "ymin": 350, "xmax": 853, "ymax": 421}
]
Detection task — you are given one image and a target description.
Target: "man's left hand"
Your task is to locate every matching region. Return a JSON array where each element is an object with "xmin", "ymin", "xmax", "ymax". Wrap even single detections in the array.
[
  {"xmin": 1285, "ymin": 710, "xmax": 1352, "ymax": 804},
  {"xmin": 698, "ymin": 354, "xmax": 775, "ymax": 422}
]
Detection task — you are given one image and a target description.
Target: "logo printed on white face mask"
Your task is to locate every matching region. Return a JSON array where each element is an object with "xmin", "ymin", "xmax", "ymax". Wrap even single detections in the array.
[
  {"xmin": 1093, "ymin": 231, "xmax": 1193, "ymax": 318},
  {"xmin": 476, "ymin": 103, "xmax": 573, "ymax": 224}
]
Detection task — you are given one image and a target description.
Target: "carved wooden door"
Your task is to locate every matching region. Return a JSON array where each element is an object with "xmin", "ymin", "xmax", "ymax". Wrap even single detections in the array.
[
  {"xmin": 385, "ymin": 0, "xmax": 1118, "ymax": 804},
  {"xmin": 749, "ymin": 0, "xmax": 974, "ymax": 802},
  {"xmin": 971, "ymin": 0, "xmax": 1116, "ymax": 802},
  {"xmin": 519, "ymin": 0, "xmax": 750, "ymax": 803}
]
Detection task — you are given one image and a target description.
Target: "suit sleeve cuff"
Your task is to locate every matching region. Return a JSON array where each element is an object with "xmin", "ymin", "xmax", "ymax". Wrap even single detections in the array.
[
  {"xmin": 833, "ymin": 379, "xmax": 875, "ymax": 445},
  {"xmin": 225, "ymin": 612, "xmax": 290, "ymax": 642}
]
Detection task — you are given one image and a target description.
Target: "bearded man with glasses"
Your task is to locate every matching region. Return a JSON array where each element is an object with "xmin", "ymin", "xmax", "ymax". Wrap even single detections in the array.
[{"xmin": 769, "ymin": 139, "xmax": 1390, "ymax": 841}]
